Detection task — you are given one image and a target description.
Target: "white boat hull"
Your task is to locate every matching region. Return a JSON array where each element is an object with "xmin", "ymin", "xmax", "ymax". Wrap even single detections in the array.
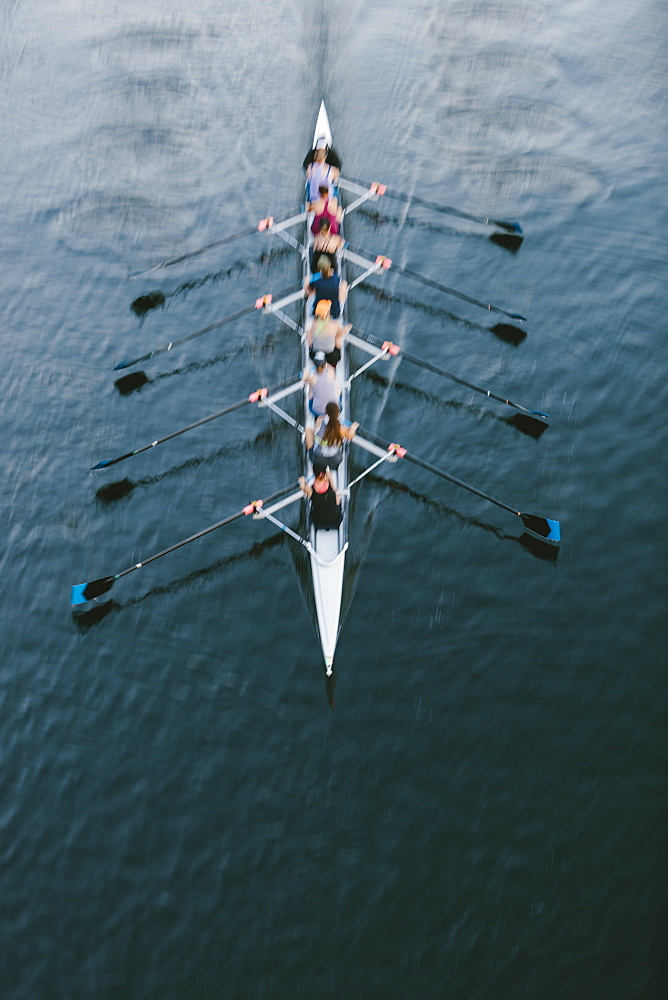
[{"xmin": 304, "ymin": 102, "xmax": 348, "ymax": 673}]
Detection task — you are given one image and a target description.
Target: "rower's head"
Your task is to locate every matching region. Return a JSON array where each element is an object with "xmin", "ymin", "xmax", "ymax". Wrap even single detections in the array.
[
  {"xmin": 318, "ymin": 218, "xmax": 332, "ymax": 234},
  {"xmin": 314, "ymin": 146, "xmax": 327, "ymax": 162},
  {"xmin": 317, "ymin": 255, "xmax": 333, "ymax": 275},
  {"xmin": 312, "ymin": 456, "xmax": 329, "ymax": 478},
  {"xmin": 318, "ymin": 185, "xmax": 329, "ymax": 198},
  {"xmin": 325, "ymin": 401, "xmax": 340, "ymax": 421},
  {"xmin": 313, "ymin": 350, "xmax": 327, "ymax": 370},
  {"xmin": 315, "ymin": 298, "xmax": 331, "ymax": 319}
]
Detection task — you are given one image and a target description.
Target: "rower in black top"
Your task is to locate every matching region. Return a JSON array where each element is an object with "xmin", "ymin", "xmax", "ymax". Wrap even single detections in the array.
[{"xmin": 298, "ymin": 459, "xmax": 342, "ymax": 530}]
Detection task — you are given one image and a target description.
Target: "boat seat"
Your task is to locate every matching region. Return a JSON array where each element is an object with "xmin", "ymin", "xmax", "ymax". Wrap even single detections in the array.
[{"xmin": 313, "ymin": 526, "xmax": 341, "ymax": 560}]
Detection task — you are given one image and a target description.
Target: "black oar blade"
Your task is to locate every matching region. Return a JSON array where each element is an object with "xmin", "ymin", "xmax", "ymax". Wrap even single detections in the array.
[
  {"xmin": 115, "ymin": 371, "xmax": 149, "ymax": 395},
  {"xmin": 71, "ymin": 576, "xmax": 116, "ymax": 605},
  {"xmin": 520, "ymin": 513, "xmax": 561, "ymax": 545},
  {"xmin": 490, "ymin": 322, "xmax": 527, "ymax": 346}
]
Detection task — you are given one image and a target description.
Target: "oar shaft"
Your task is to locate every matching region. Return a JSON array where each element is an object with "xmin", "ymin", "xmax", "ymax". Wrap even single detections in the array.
[
  {"xmin": 94, "ymin": 375, "xmax": 300, "ymax": 470},
  {"xmin": 357, "ymin": 427, "xmax": 519, "ymax": 516},
  {"xmin": 132, "ymin": 226, "xmax": 259, "ymax": 276},
  {"xmin": 403, "ymin": 451, "xmax": 519, "ymax": 516},
  {"xmin": 115, "ymin": 512, "xmax": 246, "ymax": 581},
  {"xmin": 114, "ymin": 283, "xmax": 300, "ymax": 371},
  {"xmin": 394, "ymin": 262, "xmax": 526, "ymax": 321},
  {"xmin": 129, "ymin": 209, "xmax": 306, "ymax": 277},
  {"xmin": 116, "ymin": 485, "xmax": 296, "ymax": 583},
  {"xmin": 354, "ymin": 329, "xmax": 545, "ymax": 417},
  {"xmin": 342, "ymin": 176, "xmax": 522, "ymax": 233},
  {"xmin": 344, "ymin": 244, "xmax": 526, "ymax": 322}
]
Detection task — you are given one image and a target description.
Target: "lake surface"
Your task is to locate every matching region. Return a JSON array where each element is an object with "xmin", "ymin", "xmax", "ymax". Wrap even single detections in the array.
[{"xmin": 1, "ymin": 1, "xmax": 666, "ymax": 997}]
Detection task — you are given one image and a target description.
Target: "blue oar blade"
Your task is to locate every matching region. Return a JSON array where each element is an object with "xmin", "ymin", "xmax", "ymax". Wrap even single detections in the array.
[
  {"xmin": 71, "ymin": 576, "xmax": 115, "ymax": 605},
  {"xmin": 114, "ymin": 360, "xmax": 134, "ymax": 371},
  {"xmin": 521, "ymin": 513, "xmax": 561, "ymax": 544},
  {"xmin": 492, "ymin": 220, "xmax": 523, "ymax": 235},
  {"xmin": 91, "ymin": 459, "xmax": 114, "ymax": 470},
  {"xmin": 508, "ymin": 312, "xmax": 527, "ymax": 322}
]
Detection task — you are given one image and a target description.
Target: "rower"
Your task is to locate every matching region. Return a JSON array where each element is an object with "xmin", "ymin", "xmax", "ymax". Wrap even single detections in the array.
[
  {"xmin": 310, "ymin": 217, "xmax": 344, "ymax": 272},
  {"xmin": 299, "ymin": 459, "xmax": 342, "ymax": 530},
  {"xmin": 304, "ymin": 352, "xmax": 340, "ymax": 417},
  {"xmin": 305, "ymin": 402, "xmax": 358, "ymax": 471},
  {"xmin": 307, "ymin": 256, "xmax": 348, "ymax": 320},
  {"xmin": 302, "ymin": 138, "xmax": 342, "ymax": 171},
  {"xmin": 309, "ymin": 185, "xmax": 343, "ymax": 236},
  {"xmin": 305, "ymin": 145, "xmax": 340, "ymax": 202},
  {"xmin": 307, "ymin": 299, "xmax": 350, "ymax": 368}
]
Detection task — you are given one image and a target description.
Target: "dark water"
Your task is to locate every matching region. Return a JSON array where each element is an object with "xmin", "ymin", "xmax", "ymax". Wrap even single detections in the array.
[{"xmin": 2, "ymin": 2, "xmax": 666, "ymax": 997}]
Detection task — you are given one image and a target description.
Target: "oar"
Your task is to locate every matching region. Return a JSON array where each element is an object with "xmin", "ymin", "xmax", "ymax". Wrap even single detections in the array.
[
  {"xmin": 127, "ymin": 210, "xmax": 300, "ymax": 278},
  {"xmin": 346, "ymin": 244, "xmax": 526, "ymax": 322},
  {"xmin": 357, "ymin": 427, "xmax": 560, "ymax": 544},
  {"xmin": 342, "ymin": 176, "xmax": 522, "ymax": 234},
  {"xmin": 113, "ymin": 283, "xmax": 299, "ymax": 371},
  {"xmin": 92, "ymin": 375, "xmax": 300, "ymax": 470},
  {"xmin": 352, "ymin": 328, "xmax": 548, "ymax": 424},
  {"xmin": 71, "ymin": 484, "xmax": 297, "ymax": 605}
]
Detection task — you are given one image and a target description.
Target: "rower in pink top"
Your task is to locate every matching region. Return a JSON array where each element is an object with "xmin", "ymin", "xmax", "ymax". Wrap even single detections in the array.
[{"xmin": 309, "ymin": 185, "xmax": 343, "ymax": 236}]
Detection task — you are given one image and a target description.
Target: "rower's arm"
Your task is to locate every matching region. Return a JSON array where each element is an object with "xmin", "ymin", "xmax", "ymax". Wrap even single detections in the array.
[{"xmin": 298, "ymin": 476, "xmax": 312, "ymax": 499}]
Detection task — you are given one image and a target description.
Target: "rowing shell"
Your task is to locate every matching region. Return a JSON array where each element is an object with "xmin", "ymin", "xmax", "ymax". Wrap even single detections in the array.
[
  {"xmin": 301, "ymin": 103, "xmax": 347, "ymax": 672},
  {"xmin": 257, "ymin": 102, "xmax": 390, "ymax": 674}
]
